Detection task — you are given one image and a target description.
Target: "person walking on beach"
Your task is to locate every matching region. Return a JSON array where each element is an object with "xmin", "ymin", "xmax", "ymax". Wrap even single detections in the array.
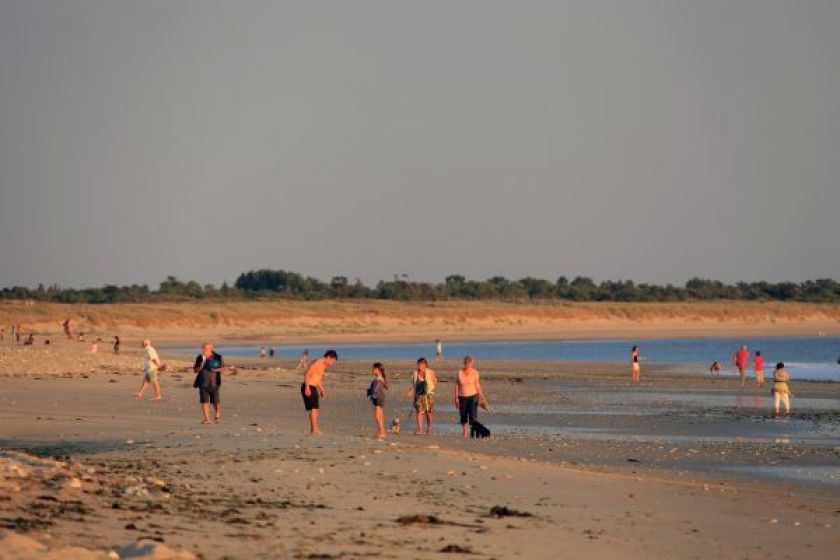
[
  {"xmin": 435, "ymin": 339, "xmax": 444, "ymax": 361},
  {"xmin": 297, "ymin": 349, "xmax": 310, "ymax": 370},
  {"xmin": 367, "ymin": 362, "xmax": 388, "ymax": 439},
  {"xmin": 734, "ymin": 344, "xmax": 749, "ymax": 389},
  {"xmin": 408, "ymin": 357, "xmax": 438, "ymax": 435},
  {"xmin": 113, "ymin": 335, "xmax": 120, "ymax": 354},
  {"xmin": 709, "ymin": 361, "xmax": 722, "ymax": 376},
  {"xmin": 455, "ymin": 356, "xmax": 486, "ymax": 438},
  {"xmin": 0, "ymin": 326, "xmax": 4, "ymax": 342},
  {"xmin": 631, "ymin": 345, "xmax": 641, "ymax": 383},
  {"xmin": 771, "ymin": 362, "xmax": 791, "ymax": 416},
  {"xmin": 194, "ymin": 342, "xmax": 224, "ymax": 424},
  {"xmin": 62, "ymin": 318, "xmax": 72, "ymax": 340},
  {"xmin": 754, "ymin": 351, "xmax": 765, "ymax": 388},
  {"xmin": 301, "ymin": 350, "xmax": 338, "ymax": 435},
  {"xmin": 268, "ymin": 347, "xmax": 274, "ymax": 359},
  {"xmin": 10, "ymin": 324, "xmax": 17, "ymax": 344},
  {"xmin": 259, "ymin": 346, "xmax": 266, "ymax": 358},
  {"xmin": 135, "ymin": 339, "xmax": 162, "ymax": 401}
]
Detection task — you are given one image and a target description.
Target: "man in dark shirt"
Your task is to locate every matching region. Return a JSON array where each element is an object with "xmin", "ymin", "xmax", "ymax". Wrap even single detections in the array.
[{"xmin": 194, "ymin": 342, "xmax": 224, "ymax": 424}]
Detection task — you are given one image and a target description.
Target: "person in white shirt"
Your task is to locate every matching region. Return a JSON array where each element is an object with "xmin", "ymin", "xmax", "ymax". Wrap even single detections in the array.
[{"xmin": 135, "ymin": 339, "xmax": 162, "ymax": 401}]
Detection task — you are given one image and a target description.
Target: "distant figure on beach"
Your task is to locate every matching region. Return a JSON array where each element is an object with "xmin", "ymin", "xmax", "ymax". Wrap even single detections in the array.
[
  {"xmin": 297, "ymin": 349, "xmax": 310, "ymax": 370},
  {"xmin": 772, "ymin": 362, "xmax": 791, "ymax": 416},
  {"xmin": 367, "ymin": 362, "xmax": 388, "ymax": 439},
  {"xmin": 631, "ymin": 345, "xmax": 640, "ymax": 383},
  {"xmin": 0, "ymin": 326, "xmax": 4, "ymax": 341},
  {"xmin": 455, "ymin": 356, "xmax": 487, "ymax": 438},
  {"xmin": 301, "ymin": 350, "xmax": 338, "ymax": 435},
  {"xmin": 259, "ymin": 346, "xmax": 266, "ymax": 358},
  {"xmin": 62, "ymin": 318, "xmax": 72, "ymax": 339},
  {"xmin": 754, "ymin": 351, "xmax": 765, "ymax": 388},
  {"xmin": 11, "ymin": 324, "xmax": 17, "ymax": 343},
  {"xmin": 77, "ymin": 332, "xmax": 85, "ymax": 342},
  {"xmin": 268, "ymin": 347, "xmax": 274, "ymax": 359},
  {"xmin": 90, "ymin": 340, "xmax": 99, "ymax": 353},
  {"xmin": 435, "ymin": 339, "xmax": 444, "ymax": 361},
  {"xmin": 709, "ymin": 361, "xmax": 722, "ymax": 376},
  {"xmin": 734, "ymin": 344, "xmax": 749, "ymax": 389},
  {"xmin": 113, "ymin": 336, "xmax": 120, "ymax": 354},
  {"xmin": 408, "ymin": 357, "xmax": 438, "ymax": 435},
  {"xmin": 194, "ymin": 342, "xmax": 224, "ymax": 424},
  {"xmin": 24, "ymin": 334, "xmax": 34, "ymax": 346},
  {"xmin": 135, "ymin": 339, "xmax": 162, "ymax": 402}
]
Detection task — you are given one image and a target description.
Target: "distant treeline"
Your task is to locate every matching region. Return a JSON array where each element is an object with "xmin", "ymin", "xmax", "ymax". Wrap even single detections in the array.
[{"xmin": 1, "ymin": 271, "xmax": 839, "ymax": 304}]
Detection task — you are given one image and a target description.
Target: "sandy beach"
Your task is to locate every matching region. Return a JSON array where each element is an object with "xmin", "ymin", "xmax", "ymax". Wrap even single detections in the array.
[{"xmin": 0, "ymin": 338, "xmax": 837, "ymax": 559}]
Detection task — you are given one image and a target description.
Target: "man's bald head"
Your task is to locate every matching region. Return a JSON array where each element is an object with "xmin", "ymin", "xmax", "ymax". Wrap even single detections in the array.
[{"xmin": 142, "ymin": 339, "xmax": 151, "ymax": 348}]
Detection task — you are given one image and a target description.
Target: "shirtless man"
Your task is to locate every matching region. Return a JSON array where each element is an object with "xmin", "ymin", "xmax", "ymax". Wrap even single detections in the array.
[
  {"xmin": 301, "ymin": 350, "xmax": 338, "ymax": 435},
  {"xmin": 455, "ymin": 356, "xmax": 486, "ymax": 438}
]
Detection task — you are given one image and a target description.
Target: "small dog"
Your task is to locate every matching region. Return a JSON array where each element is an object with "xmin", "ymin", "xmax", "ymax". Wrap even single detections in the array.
[
  {"xmin": 470, "ymin": 421, "xmax": 491, "ymax": 439},
  {"xmin": 390, "ymin": 417, "xmax": 401, "ymax": 434}
]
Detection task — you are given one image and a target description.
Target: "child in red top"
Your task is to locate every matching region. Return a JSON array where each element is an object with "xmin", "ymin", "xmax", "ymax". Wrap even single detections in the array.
[{"xmin": 754, "ymin": 351, "xmax": 765, "ymax": 388}]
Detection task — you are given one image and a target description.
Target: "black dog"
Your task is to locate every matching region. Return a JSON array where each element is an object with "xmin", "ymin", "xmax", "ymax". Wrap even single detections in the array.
[{"xmin": 470, "ymin": 421, "xmax": 491, "ymax": 439}]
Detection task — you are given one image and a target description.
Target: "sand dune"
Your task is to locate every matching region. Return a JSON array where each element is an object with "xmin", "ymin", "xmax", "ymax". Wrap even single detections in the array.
[{"xmin": 2, "ymin": 299, "xmax": 838, "ymax": 344}]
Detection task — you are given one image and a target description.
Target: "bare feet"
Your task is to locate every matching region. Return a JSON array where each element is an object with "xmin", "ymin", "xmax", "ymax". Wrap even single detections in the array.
[
  {"xmin": 214, "ymin": 417, "xmax": 221, "ymax": 424},
  {"xmin": 415, "ymin": 430, "xmax": 423, "ymax": 435},
  {"xmin": 201, "ymin": 419, "xmax": 211, "ymax": 424},
  {"xmin": 150, "ymin": 397, "xmax": 162, "ymax": 402}
]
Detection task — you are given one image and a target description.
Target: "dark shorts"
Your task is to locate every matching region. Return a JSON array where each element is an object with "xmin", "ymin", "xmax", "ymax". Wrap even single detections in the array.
[
  {"xmin": 458, "ymin": 395, "xmax": 478, "ymax": 425},
  {"xmin": 371, "ymin": 397, "xmax": 385, "ymax": 408},
  {"xmin": 301, "ymin": 383, "xmax": 320, "ymax": 411},
  {"xmin": 199, "ymin": 386, "xmax": 220, "ymax": 405}
]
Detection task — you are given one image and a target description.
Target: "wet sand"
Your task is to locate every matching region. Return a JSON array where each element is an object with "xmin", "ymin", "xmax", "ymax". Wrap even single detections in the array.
[{"xmin": 0, "ymin": 340, "xmax": 838, "ymax": 558}]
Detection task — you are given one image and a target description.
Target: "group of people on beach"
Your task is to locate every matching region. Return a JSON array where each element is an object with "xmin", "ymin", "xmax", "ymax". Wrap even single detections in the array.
[
  {"xmin": 730, "ymin": 344, "xmax": 791, "ymax": 414},
  {"xmin": 2, "ymin": 324, "xmax": 23, "ymax": 343},
  {"xmin": 634, "ymin": 343, "xmax": 793, "ymax": 416},
  {"xmin": 133, "ymin": 338, "xmax": 489, "ymax": 438},
  {"xmin": 308, "ymin": 351, "xmax": 487, "ymax": 439}
]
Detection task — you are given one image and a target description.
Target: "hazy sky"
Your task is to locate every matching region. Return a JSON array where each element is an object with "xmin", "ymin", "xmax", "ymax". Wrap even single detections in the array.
[{"xmin": 1, "ymin": 1, "xmax": 838, "ymax": 289}]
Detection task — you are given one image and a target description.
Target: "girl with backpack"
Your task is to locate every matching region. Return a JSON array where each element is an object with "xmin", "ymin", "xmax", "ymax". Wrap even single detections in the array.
[{"xmin": 367, "ymin": 362, "xmax": 388, "ymax": 439}]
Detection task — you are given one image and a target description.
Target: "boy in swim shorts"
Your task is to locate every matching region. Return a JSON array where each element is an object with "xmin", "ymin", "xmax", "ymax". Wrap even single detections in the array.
[{"xmin": 301, "ymin": 350, "xmax": 338, "ymax": 435}]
